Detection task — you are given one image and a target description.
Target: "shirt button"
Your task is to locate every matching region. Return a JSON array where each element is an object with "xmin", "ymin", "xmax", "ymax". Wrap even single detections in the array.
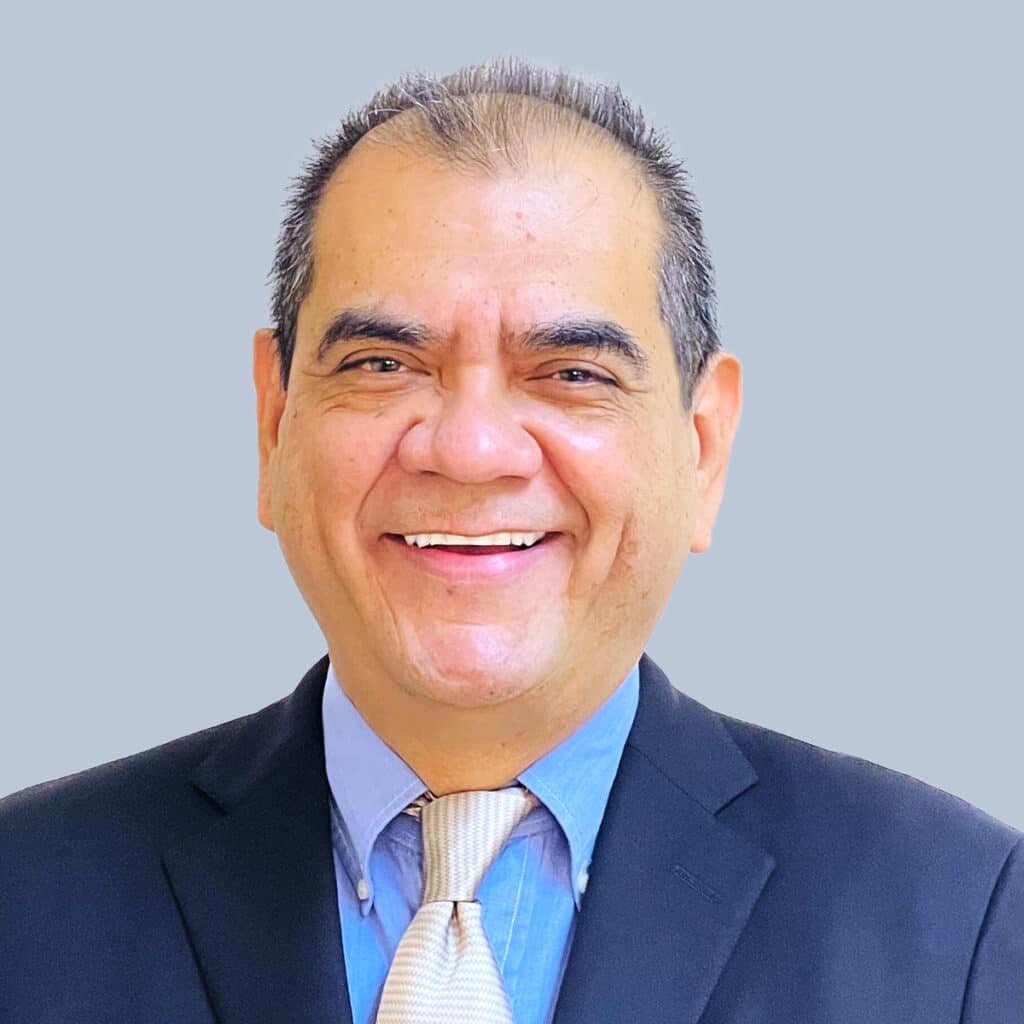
[
  {"xmin": 577, "ymin": 869, "xmax": 589, "ymax": 895},
  {"xmin": 357, "ymin": 878, "xmax": 370, "ymax": 901}
]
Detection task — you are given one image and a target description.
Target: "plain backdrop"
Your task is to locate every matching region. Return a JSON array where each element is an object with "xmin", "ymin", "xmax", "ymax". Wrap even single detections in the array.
[{"xmin": 1, "ymin": 1, "xmax": 1020, "ymax": 831}]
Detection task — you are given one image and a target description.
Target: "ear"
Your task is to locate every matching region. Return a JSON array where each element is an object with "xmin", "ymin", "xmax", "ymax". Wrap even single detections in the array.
[
  {"xmin": 689, "ymin": 351, "xmax": 742, "ymax": 553},
  {"xmin": 253, "ymin": 328, "xmax": 287, "ymax": 532}
]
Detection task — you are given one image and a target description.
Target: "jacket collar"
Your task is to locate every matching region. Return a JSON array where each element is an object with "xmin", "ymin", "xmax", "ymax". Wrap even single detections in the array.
[
  {"xmin": 163, "ymin": 655, "xmax": 351, "ymax": 1024},
  {"xmin": 552, "ymin": 653, "xmax": 775, "ymax": 1024}
]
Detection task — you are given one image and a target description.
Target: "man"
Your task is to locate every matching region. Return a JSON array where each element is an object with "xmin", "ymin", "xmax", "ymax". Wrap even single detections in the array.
[{"xmin": 1, "ymin": 60, "xmax": 1020, "ymax": 1023}]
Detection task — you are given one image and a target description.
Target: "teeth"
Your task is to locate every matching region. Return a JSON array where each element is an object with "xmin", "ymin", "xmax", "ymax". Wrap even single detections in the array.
[{"xmin": 402, "ymin": 531, "xmax": 547, "ymax": 549}]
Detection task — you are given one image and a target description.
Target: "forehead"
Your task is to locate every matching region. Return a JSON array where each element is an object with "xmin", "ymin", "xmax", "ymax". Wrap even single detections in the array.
[{"xmin": 302, "ymin": 135, "xmax": 666, "ymax": 338}]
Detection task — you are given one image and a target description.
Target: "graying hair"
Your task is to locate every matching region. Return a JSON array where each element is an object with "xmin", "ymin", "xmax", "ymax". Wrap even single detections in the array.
[{"xmin": 270, "ymin": 59, "xmax": 719, "ymax": 410}]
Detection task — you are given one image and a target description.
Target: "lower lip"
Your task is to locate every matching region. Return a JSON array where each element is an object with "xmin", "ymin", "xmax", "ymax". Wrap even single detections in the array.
[{"xmin": 382, "ymin": 533, "xmax": 564, "ymax": 582}]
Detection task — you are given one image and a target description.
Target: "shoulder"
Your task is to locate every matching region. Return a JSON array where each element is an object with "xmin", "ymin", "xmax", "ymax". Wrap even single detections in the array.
[
  {"xmin": 718, "ymin": 710, "xmax": 1021, "ymax": 901},
  {"xmin": 0, "ymin": 697, "xmax": 284, "ymax": 869},
  {"xmin": 711, "ymin": 712, "xmax": 1024, "ymax": 1011}
]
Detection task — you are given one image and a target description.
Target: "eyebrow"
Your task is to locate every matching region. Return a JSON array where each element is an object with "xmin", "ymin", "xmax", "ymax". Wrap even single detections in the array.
[
  {"xmin": 316, "ymin": 306, "xmax": 650, "ymax": 377},
  {"xmin": 522, "ymin": 319, "xmax": 650, "ymax": 375},
  {"xmin": 316, "ymin": 308, "xmax": 432, "ymax": 361}
]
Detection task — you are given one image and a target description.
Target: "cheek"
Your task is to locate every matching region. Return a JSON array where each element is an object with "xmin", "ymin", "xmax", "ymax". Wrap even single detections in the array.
[
  {"xmin": 273, "ymin": 410, "xmax": 396, "ymax": 533},
  {"xmin": 543, "ymin": 411, "xmax": 632, "ymax": 482},
  {"xmin": 538, "ymin": 409, "xmax": 658, "ymax": 568},
  {"xmin": 551, "ymin": 409, "xmax": 692, "ymax": 562},
  {"xmin": 544, "ymin": 404, "xmax": 677, "ymax": 509}
]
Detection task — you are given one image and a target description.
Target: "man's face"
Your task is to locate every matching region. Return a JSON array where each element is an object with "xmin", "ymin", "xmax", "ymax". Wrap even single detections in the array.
[{"xmin": 255, "ymin": 134, "xmax": 738, "ymax": 713}]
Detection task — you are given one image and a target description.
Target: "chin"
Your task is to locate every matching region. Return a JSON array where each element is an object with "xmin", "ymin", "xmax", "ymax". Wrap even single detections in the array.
[{"xmin": 398, "ymin": 620, "xmax": 562, "ymax": 710}]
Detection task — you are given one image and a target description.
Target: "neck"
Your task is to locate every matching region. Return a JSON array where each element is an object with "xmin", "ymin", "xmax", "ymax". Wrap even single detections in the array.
[{"xmin": 329, "ymin": 653, "xmax": 638, "ymax": 796}]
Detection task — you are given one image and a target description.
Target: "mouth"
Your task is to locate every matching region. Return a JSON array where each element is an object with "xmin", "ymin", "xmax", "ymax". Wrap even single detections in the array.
[
  {"xmin": 380, "ymin": 531, "xmax": 564, "ymax": 581},
  {"xmin": 387, "ymin": 530, "xmax": 552, "ymax": 554}
]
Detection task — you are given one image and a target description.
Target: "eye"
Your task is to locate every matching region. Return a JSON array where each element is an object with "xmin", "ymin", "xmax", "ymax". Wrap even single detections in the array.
[
  {"xmin": 338, "ymin": 356, "xmax": 405, "ymax": 373},
  {"xmin": 552, "ymin": 367, "xmax": 618, "ymax": 386}
]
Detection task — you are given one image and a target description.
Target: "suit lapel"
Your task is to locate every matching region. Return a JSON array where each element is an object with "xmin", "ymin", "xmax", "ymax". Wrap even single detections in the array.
[
  {"xmin": 163, "ymin": 657, "xmax": 352, "ymax": 1024},
  {"xmin": 553, "ymin": 654, "xmax": 776, "ymax": 1024}
]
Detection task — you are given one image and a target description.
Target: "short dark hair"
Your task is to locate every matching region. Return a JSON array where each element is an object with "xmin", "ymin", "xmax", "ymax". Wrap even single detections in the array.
[{"xmin": 270, "ymin": 58, "xmax": 719, "ymax": 410}]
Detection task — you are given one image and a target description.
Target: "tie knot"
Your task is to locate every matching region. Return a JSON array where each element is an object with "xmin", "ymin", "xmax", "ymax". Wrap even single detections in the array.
[{"xmin": 420, "ymin": 787, "xmax": 534, "ymax": 904}]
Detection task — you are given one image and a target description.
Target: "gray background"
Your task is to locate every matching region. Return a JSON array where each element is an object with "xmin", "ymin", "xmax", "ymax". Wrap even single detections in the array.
[{"xmin": 2, "ymin": 1, "xmax": 1020, "ymax": 830}]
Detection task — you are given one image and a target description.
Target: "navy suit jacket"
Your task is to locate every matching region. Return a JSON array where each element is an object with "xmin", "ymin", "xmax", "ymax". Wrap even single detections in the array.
[{"xmin": 2, "ymin": 654, "xmax": 1021, "ymax": 1022}]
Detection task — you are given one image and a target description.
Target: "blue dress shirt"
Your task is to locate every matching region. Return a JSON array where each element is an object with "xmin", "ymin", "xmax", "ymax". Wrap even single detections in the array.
[{"xmin": 321, "ymin": 662, "xmax": 640, "ymax": 1024}]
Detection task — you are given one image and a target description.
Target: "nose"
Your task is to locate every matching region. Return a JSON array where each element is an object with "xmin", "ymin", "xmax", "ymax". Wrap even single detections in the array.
[{"xmin": 396, "ymin": 376, "xmax": 544, "ymax": 483}]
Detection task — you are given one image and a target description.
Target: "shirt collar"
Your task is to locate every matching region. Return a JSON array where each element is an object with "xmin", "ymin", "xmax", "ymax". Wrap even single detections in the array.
[
  {"xmin": 322, "ymin": 666, "xmax": 425, "ymax": 910},
  {"xmin": 518, "ymin": 662, "xmax": 639, "ymax": 907},
  {"xmin": 322, "ymin": 661, "xmax": 640, "ymax": 911}
]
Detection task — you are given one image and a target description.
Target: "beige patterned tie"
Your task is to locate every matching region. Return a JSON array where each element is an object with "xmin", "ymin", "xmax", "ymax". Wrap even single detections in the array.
[{"xmin": 375, "ymin": 787, "xmax": 535, "ymax": 1024}]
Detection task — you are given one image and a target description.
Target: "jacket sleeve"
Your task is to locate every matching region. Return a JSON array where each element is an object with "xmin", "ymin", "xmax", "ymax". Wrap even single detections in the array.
[{"xmin": 961, "ymin": 836, "xmax": 1024, "ymax": 1022}]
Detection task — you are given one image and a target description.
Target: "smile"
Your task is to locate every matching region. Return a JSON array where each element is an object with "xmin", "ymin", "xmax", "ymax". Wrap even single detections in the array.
[
  {"xmin": 400, "ymin": 531, "xmax": 547, "ymax": 550},
  {"xmin": 382, "ymin": 532, "xmax": 563, "ymax": 582}
]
